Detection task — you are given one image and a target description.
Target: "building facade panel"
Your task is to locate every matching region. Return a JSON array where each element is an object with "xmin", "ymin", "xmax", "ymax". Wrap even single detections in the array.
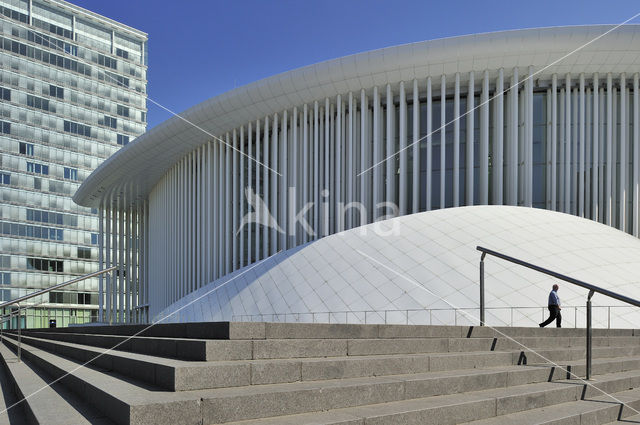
[{"xmin": 0, "ymin": 0, "xmax": 147, "ymax": 327}]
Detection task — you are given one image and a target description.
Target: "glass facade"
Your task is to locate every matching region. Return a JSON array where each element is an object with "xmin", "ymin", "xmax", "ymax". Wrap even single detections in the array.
[{"xmin": 0, "ymin": 0, "xmax": 147, "ymax": 328}]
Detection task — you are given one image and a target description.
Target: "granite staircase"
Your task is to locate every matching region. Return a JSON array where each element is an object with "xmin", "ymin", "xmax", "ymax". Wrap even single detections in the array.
[{"xmin": 0, "ymin": 322, "xmax": 640, "ymax": 424}]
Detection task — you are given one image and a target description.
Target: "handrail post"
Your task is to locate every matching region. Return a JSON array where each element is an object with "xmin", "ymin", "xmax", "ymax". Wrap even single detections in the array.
[
  {"xmin": 586, "ymin": 289, "xmax": 594, "ymax": 380},
  {"xmin": 480, "ymin": 252, "xmax": 487, "ymax": 326}
]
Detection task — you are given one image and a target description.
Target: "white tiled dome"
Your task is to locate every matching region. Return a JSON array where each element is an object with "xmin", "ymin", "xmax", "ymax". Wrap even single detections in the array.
[{"xmin": 155, "ymin": 206, "xmax": 640, "ymax": 328}]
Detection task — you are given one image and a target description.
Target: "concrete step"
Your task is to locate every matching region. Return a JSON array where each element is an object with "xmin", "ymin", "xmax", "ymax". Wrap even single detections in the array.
[
  {"xmin": 7, "ymin": 330, "xmax": 640, "ymax": 392},
  {"xmin": 21, "ymin": 331, "xmax": 252, "ymax": 361},
  {"xmin": 0, "ymin": 347, "xmax": 27, "ymax": 425},
  {"xmin": 0, "ymin": 342, "xmax": 112, "ymax": 425},
  {"xmin": 7, "ymin": 332, "xmax": 640, "ymax": 424},
  {"xmin": 460, "ymin": 387, "xmax": 640, "ymax": 424},
  {"xmin": 24, "ymin": 322, "xmax": 638, "ymax": 341},
  {"xmin": 17, "ymin": 330, "xmax": 640, "ymax": 362},
  {"xmin": 223, "ymin": 372, "xmax": 640, "ymax": 425}
]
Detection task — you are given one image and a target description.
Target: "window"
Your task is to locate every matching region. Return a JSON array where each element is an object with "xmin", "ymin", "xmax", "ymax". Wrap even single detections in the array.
[
  {"xmin": 0, "ymin": 86, "xmax": 9, "ymax": 101},
  {"xmin": 63, "ymin": 120, "xmax": 91, "ymax": 137},
  {"xmin": 1, "ymin": 121, "xmax": 10, "ymax": 134},
  {"xmin": 27, "ymin": 257, "xmax": 63, "ymax": 272},
  {"xmin": 117, "ymin": 134, "xmax": 129, "ymax": 145},
  {"xmin": 1, "ymin": 222, "xmax": 63, "ymax": 241},
  {"xmin": 116, "ymin": 105, "xmax": 129, "ymax": 117},
  {"xmin": 91, "ymin": 233, "xmax": 98, "ymax": 245},
  {"xmin": 0, "ymin": 272, "xmax": 10, "ymax": 285},
  {"xmin": 97, "ymin": 54, "xmax": 117, "ymax": 70},
  {"xmin": 49, "ymin": 85, "xmax": 64, "ymax": 99},
  {"xmin": 26, "ymin": 162, "xmax": 49, "ymax": 175},
  {"xmin": 49, "ymin": 291, "xmax": 63, "ymax": 304},
  {"xmin": 77, "ymin": 247, "xmax": 91, "ymax": 259},
  {"xmin": 0, "ymin": 173, "xmax": 9, "ymax": 185},
  {"xmin": 19, "ymin": 142, "xmax": 34, "ymax": 156},
  {"xmin": 63, "ymin": 167, "xmax": 78, "ymax": 180},
  {"xmin": 104, "ymin": 115, "xmax": 117, "ymax": 129},
  {"xmin": 116, "ymin": 48, "xmax": 129, "ymax": 60},
  {"xmin": 0, "ymin": 255, "xmax": 9, "ymax": 268},
  {"xmin": 27, "ymin": 94, "xmax": 51, "ymax": 111}
]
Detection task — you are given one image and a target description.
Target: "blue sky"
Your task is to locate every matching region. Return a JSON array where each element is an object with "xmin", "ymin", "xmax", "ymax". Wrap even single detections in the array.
[{"xmin": 73, "ymin": 0, "xmax": 640, "ymax": 130}]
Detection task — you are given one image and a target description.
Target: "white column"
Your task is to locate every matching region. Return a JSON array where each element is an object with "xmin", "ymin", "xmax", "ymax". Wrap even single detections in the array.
[
  {"xmin": 254, "ymin": 120, "xmax": 261, "ymax": 260},
  {"xmin": 303, "ymin": 105, "xmax": 309, "ymax": 241},
  {"xmin": 426, "ymin": 77, "xmax": 432, "ymax": 211},
  {"xmin": 246, "ymin": 124, "xmax": 252, "ymax": 265},
  {"xmin": 239, "ymin": 128, "xmax": 244, "ymax": 267},
  {"xmin": 494, "ymin": 69, "xmax": 504, "ymax": 205},
  {"xmin": 606, "ymin": 73, "xmax": 613, "ymax": 225},
  {"xmin": 412, "ymin": 79, "xmax": 420, "ymax": 213},
  {"xmin": 118, "ymin": 201, "xmax": 124, "ymax": 322},
  {"xmin": 291, "ymin": 108, "xmax": 299, "ymax": 245},
  {"xmin": 466, "ymin": 71, "xmax": 475, "ymax": 206},
  {"xmin": 225, "ymin": 134, "xmax": 232, "ymax": 273},
  {"xmin": 579, "ymin": 74, "xmax": 585, "ymax": 217},
  {"xmin": 480, "ymin": 70, "xmax": 489, "ymax": 205},
  {"xmin": 559, "ymin": 89, "xmax": 565, "ymax": 212},
  {"xmin": 551, "ymin": 75, "xmax": 558, "ymax": 211},
  {"xmin": 360, "ymin": 91, "xmax": 369, "ymax": 224},
  {"xmin": 620, "ymin": 74, "xmax": 627, "ymax": 231},
  {"xmin": 572, "ymin": 88, "xmax": 578, "ymax": 214},
  {"xmin": 373, "ymin": 87, "xmax": 381, "ymax": 219},
  {"xmin": 585, "ymin": 88, "xmax": 591, "ymax": 218},
  {"xmin": 508, "ymin": 68, "xmax": 518, "ymax": 205},
  {"xmin": 216, "ymin": 143, "xmax": 222, "ymax": 279},
  {"xmin": 262, "ymin": 116, "xmax": 269, "ymax": 256},
  {"xmin": 347, "ymin": 93, "xmax": 354, "ymax": 228},
  {"xmin": 591, "ymin": 73, "xmax": 601, "ymax": 221},
  {"xmin": 399, "ymin": 81, "xmax": 408, "ymax": 215},
  {"xmin": 335, "ymin": 97, "xmax": 342, "ymax": 232},
  {"xmin": 525, "ymin": 66, "xmax": 533, "ymax": 207},
  {"xmin": 592, "ymin": 75, "xmax": 600, "ymax": 221},
  {"xmin": 440, "ymin": 74, "xmax": 446, "ymax": 209},
  {"xmin": 324, "ymin": 100, "xmax": 330, "ymax": 236},
  {"xmin": 98, "ymin": 206, "xmax": 104, "ymax": 322},
  {"xmin": 386, "ymin": 84, "xmax": 395, "ymax": 207},
  {"xmin": 125, "ymin": 203, "xmax": 131, "ymax": 321},
  {"xmin": 599, "ymin": 87, "xmax": 605, "ymax": 222},
  {"xmin": 453, "ymin": 73, "xmax": 460, "ymax": 207},
  {"xmin": 104, "ymin": 202, "xmax": 111, "ymax": 322},
  {"xmin": 634, "ymin": 73, "xmax": 639, "ymax": 237},
  {"xmin": 271, "ymin": 113, "xmax": 279, "ymax": 251},
  {"xmin": 313, "ymin": 102, "xmax": 319, "ymax": 237},
  {"xmin": 546, "ymin": 88, "xmax": 552, "ymax": 210},
  {"xmin": 281, "ymin": 111, "xmax": 288, "ymax": 249},
  {"xmin": 565, "ymin": 74, "xmax": 572, "ymax": 214}
]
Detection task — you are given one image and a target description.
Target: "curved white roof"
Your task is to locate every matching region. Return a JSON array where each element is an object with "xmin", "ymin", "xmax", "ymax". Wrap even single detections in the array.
[
  {"xmin": 155, "ymin": 206, "xmax": 640, "ymax": 328},
  {"xmin": 74, "ymin": 25, "xmax": 640, "ymax": 208}
]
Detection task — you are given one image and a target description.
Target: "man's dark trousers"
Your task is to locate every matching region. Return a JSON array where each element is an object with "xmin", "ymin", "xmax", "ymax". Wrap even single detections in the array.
[{"xmin": 540, "ymin": 305, "xmax": 562, "ymax": 327}]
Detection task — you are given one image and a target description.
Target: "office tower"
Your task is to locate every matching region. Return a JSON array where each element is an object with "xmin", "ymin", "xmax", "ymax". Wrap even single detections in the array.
[{"xmin": 0, "ymin": 0, "xmax": 147, "ymax": 327}]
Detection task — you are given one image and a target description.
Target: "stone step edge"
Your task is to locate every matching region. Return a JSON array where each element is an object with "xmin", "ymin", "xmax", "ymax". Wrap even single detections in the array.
[
  {"xmin": 6, "ymin": 334, "xmax": 640, "ymax": 424},
  {"xmin": 0, "ymin": 342, "xmax": 93, "ymax": 425},
  {"xmin": 5, "ymin": 332, "xmax": 640, "ymax": 392}
]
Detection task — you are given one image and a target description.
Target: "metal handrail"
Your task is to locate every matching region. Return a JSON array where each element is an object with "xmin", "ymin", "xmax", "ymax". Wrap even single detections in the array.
[
  {"xmin": 477, "ymin": 245, "xmax": 640, "ymax": 380},
  {"xmin": 231, "ymin": 305, "xmax": 632, "ymax": 328},
  {"xmin": 0, "ymin": 266, "xmax": 116, "ymax": 362}
]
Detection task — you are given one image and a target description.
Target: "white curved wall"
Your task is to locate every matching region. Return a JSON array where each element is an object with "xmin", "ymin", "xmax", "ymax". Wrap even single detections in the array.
[
  {"xmin": 155, "ymin": 206, "xmax": 640, "ymax": 328},
  {"xmin": 82, "ymin": 26, "xmax": 640, "ymax": 323}
]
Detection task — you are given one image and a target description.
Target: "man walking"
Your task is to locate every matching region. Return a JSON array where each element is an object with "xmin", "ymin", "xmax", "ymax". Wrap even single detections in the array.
[{"xmin": 539, "ymin": 284, "xmax": 561, "ymax": 328}]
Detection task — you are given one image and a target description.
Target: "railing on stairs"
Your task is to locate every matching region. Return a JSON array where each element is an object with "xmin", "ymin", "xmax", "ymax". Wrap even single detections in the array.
[
  {"xmin": 0, "ymin": 266, "xmax": 116, "ymax": 362},
  {"xmin": 477, "ymin": 246, "xmax": 640, "ymax": 380}
]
